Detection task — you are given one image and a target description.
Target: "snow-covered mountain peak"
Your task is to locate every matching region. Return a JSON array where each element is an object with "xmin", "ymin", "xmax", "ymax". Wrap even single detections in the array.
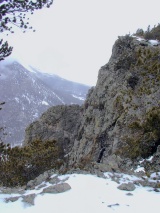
[{"xmin": 0, "ymin": 60, "xmax": 90, "ymax": 146}]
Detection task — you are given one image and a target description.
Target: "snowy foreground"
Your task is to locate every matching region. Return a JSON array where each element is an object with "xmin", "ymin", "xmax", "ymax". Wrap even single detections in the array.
[{"xmin": 0, "ymin": 172, "xmax": 160, "ymax": 213}]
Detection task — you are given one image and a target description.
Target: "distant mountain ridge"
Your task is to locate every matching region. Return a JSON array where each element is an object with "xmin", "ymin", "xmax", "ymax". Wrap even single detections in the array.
[
  {"xmin": 0, "ymin": 60, "xmax": 90, "ymax": 146},
  {"xmin": 29, "ymin": 66, "xmax": 90, "ymax": 104}
]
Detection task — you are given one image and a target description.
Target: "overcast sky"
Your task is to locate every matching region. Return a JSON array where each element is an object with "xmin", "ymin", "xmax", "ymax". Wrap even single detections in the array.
[{"xmin": 3, "ymin": 0, "xmax": 160, "ymax": 85}]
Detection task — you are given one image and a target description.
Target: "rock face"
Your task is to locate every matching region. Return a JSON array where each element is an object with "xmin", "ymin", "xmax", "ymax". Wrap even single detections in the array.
[
  {"xmin": 24, "ymin": 35, "xmax": 160, "ymax": 172},
  {"xmin": 24, "ymin": 105, "xmax": 82, "ymax": 158}
]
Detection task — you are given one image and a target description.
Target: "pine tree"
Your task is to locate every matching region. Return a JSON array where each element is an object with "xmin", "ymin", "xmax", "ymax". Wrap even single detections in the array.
[{"xmin": 0, "ymin": 0, "xmax": 53, "ymax": 61}]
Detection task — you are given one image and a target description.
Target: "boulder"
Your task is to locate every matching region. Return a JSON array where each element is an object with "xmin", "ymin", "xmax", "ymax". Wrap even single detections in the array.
[
  {"xmin": 5, "ymin": 196, "xmax": 20, "ymax": 203},
  {"xmin": 42, "ymin": 183, "xmax": 71, "ymax": 194},
  {"xmin": 48, "ymin": 177, "xmax": 60, "ymax": 184},
  {"xmin": 126, "ymin": 193, "xmax": 133, "ymax": 196},
  {"xmin": 22, "ymin": 193, "xmax": 36, "ymax": 206},
  {"xmin": 117, "ymin": 182, "xmax": 136, "ymax": 191},
  {"xmin": 0, "ymin": 187, "xmax": 25, "ymax": 194},
  {"xmin": 26, "ymin": 170, "xmax": 55, "ymax": 189}
]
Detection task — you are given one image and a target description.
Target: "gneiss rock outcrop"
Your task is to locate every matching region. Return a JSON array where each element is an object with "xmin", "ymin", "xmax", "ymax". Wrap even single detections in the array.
[{"xmin": 24, "ymin": 35, "xmax": 160, "ymax": 173}]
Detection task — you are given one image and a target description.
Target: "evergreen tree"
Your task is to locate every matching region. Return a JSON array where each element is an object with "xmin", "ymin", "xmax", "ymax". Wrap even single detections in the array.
[
  {"xmin": 0, "ymin": 102, "xmax": 6, "ymax": 143},
  {"xmin": 135, "ymin": 23, "xmax": 160, "ymax": 41},
  {"xmin": 150, "ymin": 24, "xmax": 160, "ymax": 40},
  {"xmin": 135, "ymin": 28, "xmax": 144, "ymax": 37},
  {"xmin": 0, "ymin": 0, "xmax": 53, "ymax": 61},
  {"xmin": 0, "ymin": 139, "xmax": 62, "ymax": 186}
]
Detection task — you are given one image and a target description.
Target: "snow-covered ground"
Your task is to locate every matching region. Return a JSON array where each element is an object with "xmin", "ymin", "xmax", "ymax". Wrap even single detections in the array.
[
  {"xmin": 0, "ymin": 172, "xmax": 160, "ymax": 213},
  {"xmin": 135, "ymin": 36, "xmax": 160, "ymax": 46}
]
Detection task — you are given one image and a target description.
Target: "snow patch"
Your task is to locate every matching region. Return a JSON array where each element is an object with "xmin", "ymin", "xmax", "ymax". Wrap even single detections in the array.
[
  {"xmin": 136, "ymin": 37, "xmax": 145, "ymax": 41},
  {"xmin": 150, "ymin": 172, "xmax": 160, "ymax": 179},
  {"xmin": 52, "ymin": 92, "xmax": 65, "ymax": 104},
  {"xmin": 22, "ymin": 94, "xmax": 31, "ymax": 104},
  {"xmin": 135, "ymin": 36, "xmax": 159, "ymax": 46},
  {"xmin": 134, "ymin": 166, "xmax": 145, "ymax": 173},
  {"xmin": 148, "ymin": 40, "xmax": 159, "ymax": 45},
  {"xmin": 0, "ymin": 173, "xmax": 160, "ymax": 213},
  {"xmin": 72, "ymin": 94, "xmax": 85, "ymax": 101},
  {"xmin": 15, "ymin": 97, "xmax": 19, "ymax": 103},
  {"xmin": 33, "ymin": 113, "xmax": 39, "ymax": 118},
  {"xmin": 42, "ymin": 101, "xmax": 49, "ymax": 106},
  {"xmin": 32, "ymin": 78, "xmax": 35, "ymax": 84},
  {"xmin": 146, "ymin": 156, "xmax": 153, "ymax": 162}
]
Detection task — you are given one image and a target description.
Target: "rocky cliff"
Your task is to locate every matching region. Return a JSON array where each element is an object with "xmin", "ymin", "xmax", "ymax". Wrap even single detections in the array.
[
  {"xmin": 24, "ymin": 35, "xmax": 160, "ymax": 173},
  {"xmin": 24, "ymin": 105, "xmax": 82, "ymax": 158}
]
